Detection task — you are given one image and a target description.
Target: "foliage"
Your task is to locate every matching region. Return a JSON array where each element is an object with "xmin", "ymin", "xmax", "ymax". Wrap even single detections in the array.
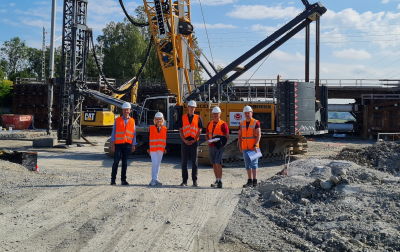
[
  {"xmin": 0, "ymin": 80, "xmax": 13, "ymax": 111},
  {"xmin": 0, "ymin": 37, "xmax": 29, "ymax": 75},
  {"xmin": 8, "ymin": 70, "xmax": 37, "ymax": 84}
]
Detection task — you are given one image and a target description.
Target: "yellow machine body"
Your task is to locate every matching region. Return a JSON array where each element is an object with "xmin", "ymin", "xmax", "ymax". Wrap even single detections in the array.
[{"xmin": 81, "ymin": 111, "xmax": 115, "ymax": 127}]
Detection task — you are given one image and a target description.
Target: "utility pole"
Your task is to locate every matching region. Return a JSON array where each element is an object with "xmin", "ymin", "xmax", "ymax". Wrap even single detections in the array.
[
  {"xmin": 42, "ymin": 27, "xmax": 46, "ymax": 82},
  {"xmin": 47, "ymin": 0, "xmax": 56, "ymax": 135}
]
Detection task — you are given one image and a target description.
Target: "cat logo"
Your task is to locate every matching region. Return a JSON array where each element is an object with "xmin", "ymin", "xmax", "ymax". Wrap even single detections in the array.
[{"xmin": 84, "ymin": 112, "xmax": 96, "ymax": 122}]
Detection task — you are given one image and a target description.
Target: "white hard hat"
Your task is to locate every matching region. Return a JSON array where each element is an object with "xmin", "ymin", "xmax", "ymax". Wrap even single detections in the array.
[
  {"xmin": 188, "ymin": 100, "xmax": 197, "ymax": 107},
  {"xmin": 243, "ymin": 105, "xmax": 253, "ymax": 112},
  {"xmin": 122, "ymin": 102, "xmax": 131, "ymax": 109},
  {"xmin": 212, "ymin": 106, "xmax": 221, "ymax": 113},
  {"xmin": 155, "ymin": 112, "xmax": 164, "ymax": 118}
]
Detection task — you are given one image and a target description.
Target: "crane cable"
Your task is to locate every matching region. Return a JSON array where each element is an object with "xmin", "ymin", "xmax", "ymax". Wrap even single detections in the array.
[
  {"xmin": 89, "ymin": 0, "xmax": 153, "ymax": 95},
  {"xmin": 118, "ymin": 0, "xmax": 149, "ymax": 27},
  {"xmin": 198, "ymin": 0, "xmax": 215, "ymax": 67},
  {"xmin": 90, "ymin": 31, "xmax": 153, "ymax": 95}
]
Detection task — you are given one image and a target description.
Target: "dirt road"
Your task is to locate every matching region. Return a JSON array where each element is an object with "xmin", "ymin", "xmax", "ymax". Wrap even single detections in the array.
[{"xmin": 1, "ymin": 136, "xmax": 286, "ymax": 251}]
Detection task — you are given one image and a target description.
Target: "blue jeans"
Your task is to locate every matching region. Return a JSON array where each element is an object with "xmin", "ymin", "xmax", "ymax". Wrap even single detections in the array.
[
  {"xmin": 111, "ymin": 143, "xmax": 131, "ymax": 181},
  {"xmin": 243, "ymin": 149, "xmax": 259, "ymax": 170}
]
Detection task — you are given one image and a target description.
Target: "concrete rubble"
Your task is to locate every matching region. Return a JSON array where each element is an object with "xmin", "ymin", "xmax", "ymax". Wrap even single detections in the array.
[{"xmin": 222, "ymin": 142, "xmax": 400, "ymax": 251}]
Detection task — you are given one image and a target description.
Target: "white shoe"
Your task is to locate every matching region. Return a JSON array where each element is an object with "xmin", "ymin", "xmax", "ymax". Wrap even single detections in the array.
[
  {"xmin": 155, "ymin": 180, "xmax": 162, "ymax": 186},
  {"xmin": 149, "ymin": 180, "xmax": 156, "ymax": 186}
]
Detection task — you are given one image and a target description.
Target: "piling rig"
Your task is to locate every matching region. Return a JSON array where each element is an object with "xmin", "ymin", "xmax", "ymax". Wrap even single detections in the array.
[{"xmin": 56, "ymin": 0, "xmax": 328, "ymax": 165}]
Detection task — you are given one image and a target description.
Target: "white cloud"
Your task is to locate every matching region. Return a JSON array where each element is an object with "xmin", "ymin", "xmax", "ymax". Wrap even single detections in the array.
[
  {"xmin": 398, "ymin": 3, "xmax": 400, "ymax": 9},
  {"xmin": 288, "ymin": 1, "xmax": 295, "ymax": 4},
  {"xmin": 20, "ymin": 18, "xmax": 48, "ymax": 28},
  {"xmin": 269, "ymin": 50, "xmax": 304, "ymax": 61},
  {"xmin": 192, "ymin": 0, "xmax": 238, "ymax": 6},
  {"xmin": 2, "ymin": 18, "xmax": 20, "ymax": 27},
  {"xmin": 0, "ymin": 9, "xmax": 6, "ymax": 13},
  {"xmin": 321, "ymin": 9, "xmax": 400, "ymax": 48},
  {"xmin": 333, "ymin": 49, "xmax": 372, "ymax": 59},
  {"xmin": 193, "ymin": 22, "xmax": 237, "ymax": 29},
  {"xmin": 9, "ymin": 3, "xmax": 15, "ymax": 7},
  {"xmin": 227, "ymin": 5, "xmax": 303, "ymax": 20},
  {"xmin": 381, "ymin": 0, "xmax": 390, "ymax": 3}
]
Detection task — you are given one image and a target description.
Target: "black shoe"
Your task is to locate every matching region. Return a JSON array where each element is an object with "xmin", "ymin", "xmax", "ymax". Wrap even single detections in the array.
[
  {"xmin": 217, "ymin": 181, "xmax": 223, "ymax": 188},
  {"xmin": 121, "ymin": 181, "xmax": 129, "ymax": 186},
  {"xmin": 193, "ymin": 181, "xmax": 198, "ymax": 187},
  {"xmin": 253, "ymin": 179, "xmax": 258, "ymax": 187},
  {"xmin": 243, "ymin": 179, "xmax": 253, "ymax": 188},
  {"xmin": 180, "ymin": 182, "xmax": 187, "ymax": 187},
  {"xmin": 211, "ymin": 180, "xmax": 218, "ymax": 187},
  {"xmin": 110, "ymin": 180, "xmax": 116, "ymax": 185}
]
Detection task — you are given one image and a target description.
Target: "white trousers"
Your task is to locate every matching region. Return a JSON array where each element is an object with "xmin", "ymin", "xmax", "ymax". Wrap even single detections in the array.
[{"xmin": 150, "ymin": 150, "xmax": 164, "ymax": 181}]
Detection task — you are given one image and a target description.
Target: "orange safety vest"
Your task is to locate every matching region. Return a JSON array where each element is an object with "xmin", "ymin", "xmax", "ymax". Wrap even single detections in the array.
[
  {"xmin": 207, "ymin": 120, "xmax": 225, "ymax": 139},
  {"xmin": 182, "ymin": 114, "xmax": 200, "ymax": 140},
  {"xmin": 240, "ymin": 118, "xmax": 259, "ymax": 150},
  {"xmin": 149, "ymin": 125, "xmax": 167, "ymax": 152},
  {"xmin": 114, "ymin": 117, "xmax": 135, "ymax": 144}
]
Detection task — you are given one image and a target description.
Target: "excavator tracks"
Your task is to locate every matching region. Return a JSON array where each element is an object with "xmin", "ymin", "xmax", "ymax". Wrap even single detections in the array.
[{"xmin": 198, "ymin": 135, "xmax": 308, "ymax": 167}]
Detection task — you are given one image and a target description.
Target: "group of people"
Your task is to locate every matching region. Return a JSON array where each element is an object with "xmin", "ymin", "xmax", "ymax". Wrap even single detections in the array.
[{"xmin": 110, "ymin": 101, "xmax": 261, "ymax": 189}]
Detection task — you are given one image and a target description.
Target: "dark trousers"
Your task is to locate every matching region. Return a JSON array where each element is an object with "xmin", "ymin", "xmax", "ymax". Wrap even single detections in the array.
[
  {"xmin": 181, "ymin": 140, "xmax": 199, "ymax": 183},
  {"xmin": 111, "ymin": 143, "xmax": 131, "ymax": 182}
]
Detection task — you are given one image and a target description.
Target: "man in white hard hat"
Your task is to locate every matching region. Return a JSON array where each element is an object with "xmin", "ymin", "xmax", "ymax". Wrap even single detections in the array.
[
  {"xmin": 238, "ymin": 105, "xmax": 261, "ymax": 188},
  {"xmin": 205, "ymin": 106, "xmax": 229, "ymax": 188},
  {"xmin": 179, "ymin": 100, "xmax": 203, "ymax": 187},
  {"xmin": 110, "ymin": 102, "xmax": 137, "ymax": 186}
]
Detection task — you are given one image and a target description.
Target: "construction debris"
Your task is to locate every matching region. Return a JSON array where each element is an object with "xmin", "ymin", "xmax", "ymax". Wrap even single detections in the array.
[{"xmin": 222, "ymin": 143, "xmax": 400, "ymax": 251}]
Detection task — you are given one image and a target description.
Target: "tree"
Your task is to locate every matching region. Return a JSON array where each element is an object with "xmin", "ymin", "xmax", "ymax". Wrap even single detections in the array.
[
  {"xmin": 0, "ymin": 79, "xmax": 13, "ymax": 113},
  {"xmin": 0, "ymin": 37, "xmax": 29, "ymax": 75}
]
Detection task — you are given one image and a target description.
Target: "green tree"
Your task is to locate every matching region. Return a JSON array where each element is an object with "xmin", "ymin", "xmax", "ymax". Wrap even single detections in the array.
[
  {"xmin": 0, "ymin": 37, "xmax": 29, "ymax": 75},
  {"xmin": 0, "ymin": 80, "xmax": 13, "ymax": 114}
]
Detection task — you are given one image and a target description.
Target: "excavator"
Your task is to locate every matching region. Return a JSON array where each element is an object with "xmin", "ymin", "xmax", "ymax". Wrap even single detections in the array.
[{"xmin": 57, "ymin": 0, "xmax": 328, "ymax": 165}]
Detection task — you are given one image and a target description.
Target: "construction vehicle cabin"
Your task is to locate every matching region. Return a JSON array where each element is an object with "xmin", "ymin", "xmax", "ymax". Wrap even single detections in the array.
[{"xmin": 58, "ymin": 0, "xmax": 328, "ymax": 161}]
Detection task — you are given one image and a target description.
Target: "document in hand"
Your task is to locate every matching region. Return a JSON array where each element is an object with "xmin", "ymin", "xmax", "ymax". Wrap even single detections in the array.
[
  {"xmin": 208, "ymin": 138, "xmax": 220, "ymax": 143},
  {"xmin": 247, "ymin": 148, "xmax": 262, "ymax": 161}
]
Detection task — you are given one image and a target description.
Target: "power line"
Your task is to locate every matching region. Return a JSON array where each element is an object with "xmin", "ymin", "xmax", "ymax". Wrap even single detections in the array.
[{"xmin": 347, "ymin": 45, "xmax": 400, "ymax": 79}]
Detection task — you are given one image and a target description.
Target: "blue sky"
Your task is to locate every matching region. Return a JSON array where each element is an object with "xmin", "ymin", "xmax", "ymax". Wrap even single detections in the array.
[{"xmin": 2, "ymin": 0, "xmax": 400, "ymax": 81}]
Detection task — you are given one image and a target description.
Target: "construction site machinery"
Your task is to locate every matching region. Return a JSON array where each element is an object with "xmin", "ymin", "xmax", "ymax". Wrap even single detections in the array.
[{"xmin": 57, "ymin": 0, "xmax": 328, "ymax": 165}]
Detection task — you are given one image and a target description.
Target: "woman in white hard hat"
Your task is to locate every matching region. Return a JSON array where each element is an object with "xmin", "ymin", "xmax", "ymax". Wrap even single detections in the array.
[
  {"xmin": 205, "ymin": 106, "xmax": 229, "ymax": 188},
  {"xmin": 147, "ymin": 112, "xmax": 167, "ymax": 186}
]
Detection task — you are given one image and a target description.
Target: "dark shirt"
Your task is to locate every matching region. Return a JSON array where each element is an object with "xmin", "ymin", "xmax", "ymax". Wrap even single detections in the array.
[
  {"xmin": 179, "ymin": 113, "xmax": 203, "ymax": 140},
  {"xmin": 238, "ymin": 120, "xmax": 261, "ymax": 131},
  {"xmin": 206, "ymin": 121, "xmax": 229, "ymax": 147}
]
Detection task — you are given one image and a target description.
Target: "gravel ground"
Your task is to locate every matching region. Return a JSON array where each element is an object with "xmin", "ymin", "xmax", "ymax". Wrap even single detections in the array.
[
  {"xmin": 0, "ymin": 134, "xmax": 385, "ymax": 251},
  {"xmin": 222, "ymin": 140, "xmax": 400, "ymax": 252}
]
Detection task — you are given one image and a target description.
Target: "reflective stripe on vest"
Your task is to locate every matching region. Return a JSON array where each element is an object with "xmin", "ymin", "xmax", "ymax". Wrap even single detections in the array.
[
  {"xmin": 114, "ymin": 117, "xmax": 135, "ymax": 144},
  {"xmin": 182, "ymin": 114, "xmax": 200, "ymax": 140},
  {"xmin": 207, "ymin": 120, "xmax": 225, "ymax": 139},
  {"xmin": 240, "ymin": 118, "xmax": 259, "ymax": 150},
  {"xmin": 149, "ymin": 125, "xmax": 167, "ymax": 152}
]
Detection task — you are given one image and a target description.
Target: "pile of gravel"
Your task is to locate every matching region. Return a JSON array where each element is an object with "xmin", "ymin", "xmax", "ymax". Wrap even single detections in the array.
[
  {"xmin": 223, "ymin": 157, "xmax": 400, "ymax": 251},
  {"xmin": 333, "ymin": 141, "xmax": 400, "ymax": 175}
]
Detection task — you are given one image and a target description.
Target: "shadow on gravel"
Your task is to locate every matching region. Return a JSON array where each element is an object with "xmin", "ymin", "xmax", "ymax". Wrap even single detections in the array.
[{"xmin": 20, "ymin": 184, "xmax": 220, "ymax": 189}]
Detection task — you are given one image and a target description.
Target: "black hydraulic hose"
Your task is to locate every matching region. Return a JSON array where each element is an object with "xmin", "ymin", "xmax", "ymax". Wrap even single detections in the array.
[
  {"xmin": 119, "ymin": 0, "xmax": 149, "ymax": 27},
  {"xmin": 90, "ymin": 30, "xmax": 153, "ymax": 95}
]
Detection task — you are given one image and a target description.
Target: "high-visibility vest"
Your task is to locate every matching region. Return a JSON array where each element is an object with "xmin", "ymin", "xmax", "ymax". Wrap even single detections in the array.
[
  {"xmin": 182, "ymin": 114, "xmax": 200, "ymax": 140},
  {"xmin": 207, "ymin": 120, "xmax": 225, "ymax": 139},
  {"xmin": 114, "ymin": 117, "xmax": 135, "ymax": 144},
  {"xmin": 240, "ymin": 118, "xmax": 259, "ymax": 150},
  {"xmin": 149, "ymin": 125, "xmax": 167, "ymax": 152}
]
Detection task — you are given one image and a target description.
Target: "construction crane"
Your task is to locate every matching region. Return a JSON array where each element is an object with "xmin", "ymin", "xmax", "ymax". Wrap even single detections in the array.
[{"xmin": 56, "ymin": 0, "xmax": 328, "ymax": 165}]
